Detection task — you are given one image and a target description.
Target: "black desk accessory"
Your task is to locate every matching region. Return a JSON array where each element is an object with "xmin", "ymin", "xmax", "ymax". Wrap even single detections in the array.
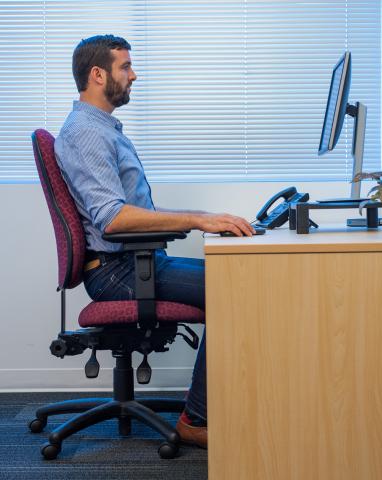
[
  {"xmin": 289, "ymin": 200, "xmax": 382, "ymax": 234},
  {"xmin": 220, "ymin": 225, "xmax": 266, "ymax": 237},
  {"xmin": 316, "ymin": 198, "xmax": 382, "ymax": 226},
  {"xmin": 317, "ymin": 197, "xmax": 369, "ymax": 203}
]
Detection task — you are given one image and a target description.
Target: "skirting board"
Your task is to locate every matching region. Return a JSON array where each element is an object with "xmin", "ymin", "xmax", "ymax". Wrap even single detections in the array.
[{"xmin": 0, "ymin": 367, "xmax": 193, "ymax": 391}]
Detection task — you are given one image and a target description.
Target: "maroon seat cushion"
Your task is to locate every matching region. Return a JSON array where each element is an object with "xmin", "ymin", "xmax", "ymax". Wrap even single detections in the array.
[{"xmin": 79, "ymin": 300, "xmax": 205, "ymax": 327}]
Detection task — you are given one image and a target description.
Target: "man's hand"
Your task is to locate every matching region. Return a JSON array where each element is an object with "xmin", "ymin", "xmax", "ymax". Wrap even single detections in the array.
[{"xmin": 196, "ymin": 213, "xmax": 255, "ymax": 237}]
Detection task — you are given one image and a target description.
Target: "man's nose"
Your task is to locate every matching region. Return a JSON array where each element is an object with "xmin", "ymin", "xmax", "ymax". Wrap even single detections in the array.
[{"xmin": 130, "ymin": 69, "xmax": 137, "ymax": 82}]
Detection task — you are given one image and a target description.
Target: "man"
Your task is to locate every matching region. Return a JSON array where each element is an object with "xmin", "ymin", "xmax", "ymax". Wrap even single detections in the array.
[{"xmin": 55, "ymin": 35, "xmax": 255, "ymax": 449}]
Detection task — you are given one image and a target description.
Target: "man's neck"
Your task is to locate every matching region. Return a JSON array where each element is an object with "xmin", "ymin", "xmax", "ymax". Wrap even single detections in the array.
[{"xmin": 79, "ymin": 92, "xmax": 115, "ymax": 114}]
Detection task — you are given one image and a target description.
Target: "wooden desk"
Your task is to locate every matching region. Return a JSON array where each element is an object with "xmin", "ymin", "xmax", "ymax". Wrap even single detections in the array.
[{"xmin": 205, "ymin": 226, "xmax": 382, "ymax": 480}]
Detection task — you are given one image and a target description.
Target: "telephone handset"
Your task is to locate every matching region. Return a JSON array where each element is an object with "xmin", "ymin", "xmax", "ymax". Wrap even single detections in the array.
[{"xmin": 254, "ymin": 186, "xmax": 309, "ymax": 229}]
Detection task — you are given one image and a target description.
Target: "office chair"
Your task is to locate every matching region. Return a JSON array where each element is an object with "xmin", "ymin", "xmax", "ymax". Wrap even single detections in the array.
[{"xmin": 29, "ymin": 129, "xmax": 205, "ymax": 460}]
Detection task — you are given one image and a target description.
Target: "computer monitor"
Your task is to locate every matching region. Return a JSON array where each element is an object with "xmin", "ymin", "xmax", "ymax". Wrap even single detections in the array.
[{"xmin": 318, "ymin": 51, "xmax": 367, "ymax": 200}]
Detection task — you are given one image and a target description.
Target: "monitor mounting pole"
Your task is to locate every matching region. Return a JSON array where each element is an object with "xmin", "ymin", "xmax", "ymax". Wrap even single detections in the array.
[{"xmin": 347, "ymin": 101, "xmax": 367, "ymax": 199}]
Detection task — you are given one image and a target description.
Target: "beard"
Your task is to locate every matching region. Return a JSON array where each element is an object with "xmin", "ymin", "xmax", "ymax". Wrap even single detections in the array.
[{"xmin": 104, "ymin": 72, "xmax": 130, "ymax": 108}]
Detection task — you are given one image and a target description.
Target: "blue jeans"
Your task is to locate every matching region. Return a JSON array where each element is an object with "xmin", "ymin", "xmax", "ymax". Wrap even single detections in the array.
[{"xmin": 83, "ymin": 250, "xmax": 207, "ymax": 423}]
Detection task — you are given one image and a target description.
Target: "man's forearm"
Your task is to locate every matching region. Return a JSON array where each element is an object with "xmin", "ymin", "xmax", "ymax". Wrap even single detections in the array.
[
  {"xmin": 156, "ymin": 206, "xmax": 208, "ymax": 215},
  {"xmin": 104, "ymin": 203, "xmax": 255, "ymax": 237},
  {"xmin": 104, "ymin": 204, "xmax": 202, "ymax": 234}
]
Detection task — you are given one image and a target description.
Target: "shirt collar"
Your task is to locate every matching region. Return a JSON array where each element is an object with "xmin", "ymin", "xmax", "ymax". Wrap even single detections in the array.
[{"xmin": 73, "ymin": 100, "xmax": 123, "ymax": 132}]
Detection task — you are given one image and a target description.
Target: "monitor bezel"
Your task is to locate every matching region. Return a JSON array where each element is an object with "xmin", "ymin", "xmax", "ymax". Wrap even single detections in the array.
[{"xmin": 318, "ymin": 51, "xmax": 351, "ymax": 156}]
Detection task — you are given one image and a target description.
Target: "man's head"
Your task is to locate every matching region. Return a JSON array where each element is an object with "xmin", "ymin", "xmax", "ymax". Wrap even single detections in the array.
[{"xmin": 72, "ymin": 34, "xmax": 137, "ymax": 111}]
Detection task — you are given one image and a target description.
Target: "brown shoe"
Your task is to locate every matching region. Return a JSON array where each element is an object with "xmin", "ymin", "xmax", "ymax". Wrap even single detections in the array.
[{"xmin": 175, "ymin": 418, "xmax": 207, "ymax": 449}]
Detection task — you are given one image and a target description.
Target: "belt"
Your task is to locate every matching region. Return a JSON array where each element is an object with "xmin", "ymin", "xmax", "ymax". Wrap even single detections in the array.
[
  {"xmin": 84, "ymin": 250, "xmax": 127, "ymax": 272},
  {"xmin": 84, "ymin": 259, "xmax": 101, "ymax": 272},
  {"xmin": 83, "ymin": 248, "xmax": 165, "ymax": 272}
]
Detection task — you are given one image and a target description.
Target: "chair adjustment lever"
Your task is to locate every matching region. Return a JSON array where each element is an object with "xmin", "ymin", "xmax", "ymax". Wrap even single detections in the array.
[
  {"xmin": 136, "ymin": 354, "xmax": 152, "ymax": 384},
  {"xmin": 85, "ymin": 348, "xmax": 100, "ymax": 379},
  {"xmin": 136, "ymin": 251, "xmax": 151, "ymax": 281},
  {"xmin": 177, "ymin": 324, "xmax": 199, "ymax": 350}
]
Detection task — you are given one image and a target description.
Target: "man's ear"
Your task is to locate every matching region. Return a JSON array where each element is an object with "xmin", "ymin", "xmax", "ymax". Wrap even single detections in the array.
[{"xmin": 89, "ymin": 66, "xmax": 106, "ymax": 86}]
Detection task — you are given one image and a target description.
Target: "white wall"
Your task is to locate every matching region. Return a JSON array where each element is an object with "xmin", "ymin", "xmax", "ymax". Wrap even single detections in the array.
[{"xmin": 0, "ymin": 180, "xmax": 369, "ymax": 391}]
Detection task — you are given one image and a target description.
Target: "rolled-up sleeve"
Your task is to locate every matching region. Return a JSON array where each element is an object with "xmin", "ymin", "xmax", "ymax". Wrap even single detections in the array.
[{"xmin": 56, "ymin": 127, "xmax": 125, "ymax": 233}]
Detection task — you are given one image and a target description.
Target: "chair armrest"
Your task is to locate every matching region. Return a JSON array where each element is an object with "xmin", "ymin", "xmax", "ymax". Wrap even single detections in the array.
[{"xmin": 102, "ymin": 231, "xmax": 188, "ymax": 244}]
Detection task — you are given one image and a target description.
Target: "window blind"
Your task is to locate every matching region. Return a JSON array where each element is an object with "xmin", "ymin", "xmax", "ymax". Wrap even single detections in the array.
[{"xmin": 0, "ymin": 0, "xmax": 380, "ymax": 183}]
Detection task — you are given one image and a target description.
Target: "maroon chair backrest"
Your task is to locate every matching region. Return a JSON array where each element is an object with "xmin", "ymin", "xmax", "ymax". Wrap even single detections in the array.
[{"xmin": 32, "ymin": 129, "xmax": 86, "ymax": 289}]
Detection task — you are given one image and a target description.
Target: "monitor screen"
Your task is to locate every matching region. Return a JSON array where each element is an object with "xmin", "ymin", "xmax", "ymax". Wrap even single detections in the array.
[{"xmin": 318, "ymin": 52, "xmax": 351, "ymax": 155}]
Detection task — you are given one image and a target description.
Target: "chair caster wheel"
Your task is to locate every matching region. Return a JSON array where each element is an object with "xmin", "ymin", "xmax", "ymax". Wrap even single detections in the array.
[
  {"xmin": 29, "ymin": 418, "xmax": 47, "ymax": 433},
  {"xmin": 41, "ymin": 442, "xmax": 61, "ymax": 460},
  {"xmin": 158, "ymin": 441, "xmax": 179, "ymax": 459}
]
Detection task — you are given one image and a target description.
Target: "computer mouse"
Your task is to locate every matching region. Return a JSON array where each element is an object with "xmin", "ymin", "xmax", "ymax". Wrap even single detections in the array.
[{"xmin": 220, "ymin": 226, "xmax": 266, "ymax": 237}]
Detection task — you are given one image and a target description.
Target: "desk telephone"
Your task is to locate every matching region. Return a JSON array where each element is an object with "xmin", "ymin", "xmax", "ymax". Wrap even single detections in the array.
[
  {"xmin": 222, "ymin": 185, "xmax": 379, "ymax": 235},
  {"xmin": 254, "ymin": 186, "xmax": 309, "ymax": 229},
  {"xmin": 220, "ymin": 186, "xmax": 309, "ymax": 236}
]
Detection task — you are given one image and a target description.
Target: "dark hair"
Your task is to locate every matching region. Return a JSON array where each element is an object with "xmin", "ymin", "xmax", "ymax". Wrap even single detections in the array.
[{"xmin": 72, "ymin": 34, "xmax": 131, "ymax": 92}]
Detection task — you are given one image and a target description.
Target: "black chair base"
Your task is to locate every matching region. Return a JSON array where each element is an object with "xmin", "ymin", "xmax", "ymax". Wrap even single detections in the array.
[{"xmin": 29, "ymin": 354, "xmax": 186, "ymax": 460}]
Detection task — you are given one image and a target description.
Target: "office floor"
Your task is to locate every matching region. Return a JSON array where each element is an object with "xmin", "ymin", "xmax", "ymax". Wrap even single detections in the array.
[{"xmin": 0, "ymin": 391, "xmax": 207, "ymax": 480}]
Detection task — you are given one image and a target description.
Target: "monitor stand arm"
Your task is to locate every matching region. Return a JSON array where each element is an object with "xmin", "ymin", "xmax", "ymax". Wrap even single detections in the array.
[
  {"xmin": 345, "ymin": 102, "xmax": 377, "ymax": 226},
  {"xmin": 347, "ymin": 102, "xmax": 366, "ymax": 199}
]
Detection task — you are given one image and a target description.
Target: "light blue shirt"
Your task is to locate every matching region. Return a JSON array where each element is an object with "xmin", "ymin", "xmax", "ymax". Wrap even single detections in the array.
[{"xmin": 54, "ymin": 101, "xmax": 155, "ymax": 252}]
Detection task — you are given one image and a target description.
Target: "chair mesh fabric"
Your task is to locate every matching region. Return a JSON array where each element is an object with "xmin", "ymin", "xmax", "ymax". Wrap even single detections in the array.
[
  {"xmin": 32, "ymin": 129, "xmax": 86, "ymax": 289},
  {"xmin": 79, "ymin": 300, "xmax": 205, "ymax": 327}
]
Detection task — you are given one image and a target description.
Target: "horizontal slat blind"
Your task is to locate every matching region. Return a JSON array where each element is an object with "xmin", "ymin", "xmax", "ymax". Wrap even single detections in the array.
[
  {"xmin": 0, "ymin": 0, "xmax": 380, "ymax": 183},
  {"xmin": 0, "ymin": 1, "xmax": 45, "ymax": 182}
]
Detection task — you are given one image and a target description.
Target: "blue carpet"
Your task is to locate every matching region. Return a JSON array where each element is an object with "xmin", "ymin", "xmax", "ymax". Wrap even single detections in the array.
[{"xmin": 0, "ymin": 391, "xmax": 207, "ymax": 480}]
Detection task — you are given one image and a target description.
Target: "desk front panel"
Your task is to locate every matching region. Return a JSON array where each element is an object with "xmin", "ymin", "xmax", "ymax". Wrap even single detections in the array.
[{"xmin": 206, "ymin": 250, "xmax": 382, "ymax": 480}]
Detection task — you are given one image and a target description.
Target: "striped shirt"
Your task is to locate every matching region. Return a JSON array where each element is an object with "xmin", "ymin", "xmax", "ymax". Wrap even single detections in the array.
[{"xmin": 54, "ymin": 101, "xmax": 155, "ymax": 252}]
